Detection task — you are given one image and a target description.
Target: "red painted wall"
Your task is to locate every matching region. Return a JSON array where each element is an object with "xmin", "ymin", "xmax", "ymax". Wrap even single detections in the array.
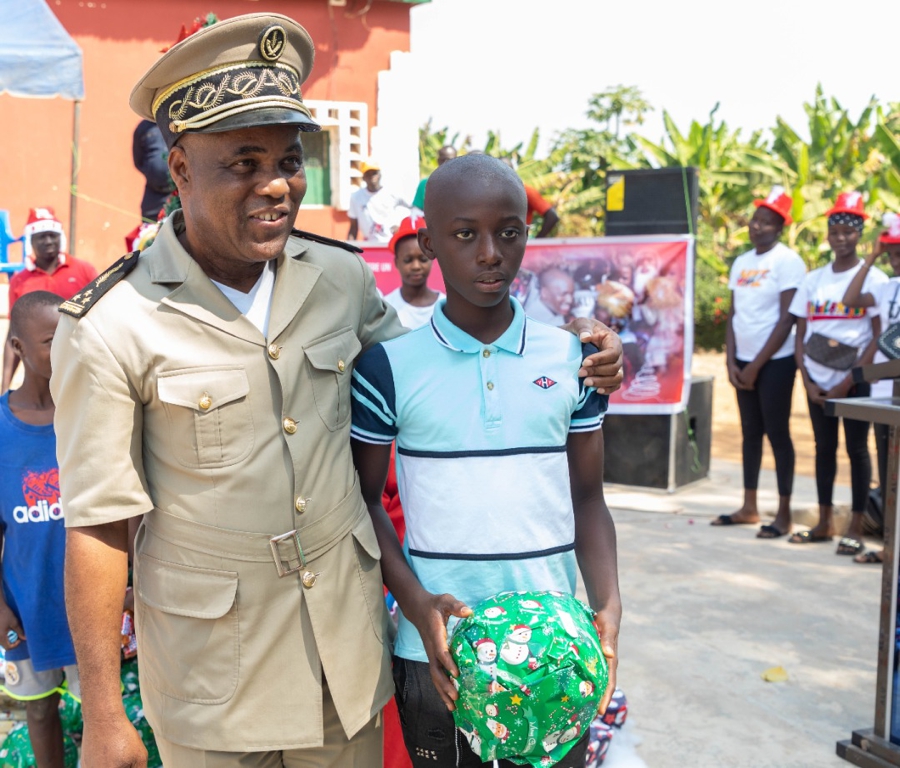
[{"xmin": 0, "ymin": 0, "xmax": 411, "ymax": 270}]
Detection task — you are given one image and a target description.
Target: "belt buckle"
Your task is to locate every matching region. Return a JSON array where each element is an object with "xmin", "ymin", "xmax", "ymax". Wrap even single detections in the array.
[{"xmin": 269, "ymin": 530, "xmax": 304, "ymax": 578}]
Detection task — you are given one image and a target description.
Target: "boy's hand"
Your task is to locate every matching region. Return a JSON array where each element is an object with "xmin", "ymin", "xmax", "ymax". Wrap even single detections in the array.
[
  {"xmin": 593, "ymin": 608, "xmax": 620, "ymax": 715},
  {"xmin": 406, "ymin": 591, "xmax": 472, "ymax": 711},
  {"xmin": 570, "ymin": 320, "xmax": 624, "ymax": 394},
  {"xmin": 0, "ymin": 604, "xmax": 24, "ymax": 650}
]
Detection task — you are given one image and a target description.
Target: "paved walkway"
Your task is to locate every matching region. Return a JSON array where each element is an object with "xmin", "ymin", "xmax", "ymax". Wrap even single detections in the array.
[{"xmin": 588, "ymin": 458, "xmax": 881, "ymax": 767}]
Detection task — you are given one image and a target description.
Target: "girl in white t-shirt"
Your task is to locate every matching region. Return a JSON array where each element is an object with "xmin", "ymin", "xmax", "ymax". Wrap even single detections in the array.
[
  {"xmin": 715, "ymin": 188, "xmax": 806, "ymax": 539},
  {"xmin": 788, "ymin": 194, "xmax": 887, "ymax": 554},
  {"xmin": 840, "ymin": 214, "xmax": 900, "ymax": 564},
  {"xmin": 383, "ymin": 215, "xmax": 443, "ymax": 330}
]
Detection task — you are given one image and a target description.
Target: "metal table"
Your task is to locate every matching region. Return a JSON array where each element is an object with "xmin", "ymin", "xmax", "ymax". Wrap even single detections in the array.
[{"xmin": 828, "ymin": 359, "xmax": 900, "ymax": 765}]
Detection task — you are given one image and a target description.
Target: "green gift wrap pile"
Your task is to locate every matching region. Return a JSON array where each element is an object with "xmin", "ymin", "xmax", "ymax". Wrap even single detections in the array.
[
  {"xmin": 0, "ymin": 725, "xmax": 78, "ymax": 768},
  {"xmin": 450, "ymin": 590, "xmax": 608, "ymax": 767},
  {"xmin": 0, "ymin": 660, "xmax": 161, "ymax": 768}
]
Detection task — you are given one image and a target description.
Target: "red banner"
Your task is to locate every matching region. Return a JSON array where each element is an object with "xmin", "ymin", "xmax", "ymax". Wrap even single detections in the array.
[{"xmin": 359, "ymin": 235, "xmax": 694, "ymax": 415}]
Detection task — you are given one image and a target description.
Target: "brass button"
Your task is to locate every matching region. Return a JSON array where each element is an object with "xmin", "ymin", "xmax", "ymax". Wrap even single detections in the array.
[
  {"xmin": 295, "ymin": 496, "xmax": 309, "ymax": 514},
  {"xmin": 268, "ymin": 343, "xmax": 281, "ymax": 360},
  {"xmin": 338, "ymin": 359, "xmax": 346, "ymax": 373},
  {"xmin": 301, "ymin": 571, "xmax": 317, "ymax": 589},
  {"xmin": 486, "ymin": 382, "xmax": 494, "ymax": 391},
  {"xmin": 283, "ymin": 417, "xmax": 297, "ymax": 434},
  {"xmin": 199, "ymin": 393, "xmax": 212, "ymax": 410},
  {"xmin": 483, "ymin": 349, "xmax": 491, "ymax": 358}
]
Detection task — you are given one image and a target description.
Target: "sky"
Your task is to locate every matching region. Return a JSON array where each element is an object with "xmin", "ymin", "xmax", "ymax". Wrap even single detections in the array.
[{"xmin": 406, "ymin": 0, "xmax": 897, "ymax": 154}]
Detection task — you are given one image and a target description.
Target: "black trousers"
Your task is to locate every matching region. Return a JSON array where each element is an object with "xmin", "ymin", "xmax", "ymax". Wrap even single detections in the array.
[
  {"xmin": 806, "ymin": 382, "xmax": 872, "ymax": 511},
  {"xmin": 393, "ymin": 657, "xmax": 590, "ymax": 768},
  {"xmin": 735, "ymin": 356, "xmax": 797, "ymax": 497}
]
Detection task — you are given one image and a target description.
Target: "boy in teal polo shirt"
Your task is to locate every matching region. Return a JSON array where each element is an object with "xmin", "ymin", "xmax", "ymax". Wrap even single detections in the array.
[{"xmin": 351, "ymin": 154, "xmax": 620, "ymax": 768}]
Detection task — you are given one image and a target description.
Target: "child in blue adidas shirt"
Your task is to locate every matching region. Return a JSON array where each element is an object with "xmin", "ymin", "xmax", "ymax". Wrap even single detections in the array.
[
  {"xmin": 0, "ymin": 291, "xmax": 77, "ymax": 768},
  {"xmin": 351, "ymin": 154, "xmax": 621, "ymax": 768}
]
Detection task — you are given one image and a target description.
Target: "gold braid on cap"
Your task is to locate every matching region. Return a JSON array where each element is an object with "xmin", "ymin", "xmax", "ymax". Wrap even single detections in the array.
[{"xmin": 152, "ymin": 61, "xmax": 311, "ymax": 134}]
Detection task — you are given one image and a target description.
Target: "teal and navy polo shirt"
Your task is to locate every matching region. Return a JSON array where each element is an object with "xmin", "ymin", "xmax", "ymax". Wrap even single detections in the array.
[{"xmin": 350, "ymin": 298, "xmax": 607, "ymax": 662}]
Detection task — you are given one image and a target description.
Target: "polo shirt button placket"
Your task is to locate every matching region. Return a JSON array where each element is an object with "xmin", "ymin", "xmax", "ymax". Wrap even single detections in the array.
[{"xmin": 481, "ymin": 346, "xmax": 501, "ymax": 426}]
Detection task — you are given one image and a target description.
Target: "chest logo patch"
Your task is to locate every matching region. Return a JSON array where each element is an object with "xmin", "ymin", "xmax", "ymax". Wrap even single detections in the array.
[{"xmin": 533, "ymin": 377, "xmax": 557, "ymax": 389}]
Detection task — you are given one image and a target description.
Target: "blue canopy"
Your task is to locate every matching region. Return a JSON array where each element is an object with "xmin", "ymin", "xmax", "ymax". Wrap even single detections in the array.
[{"xmin": 0, "ymin": 0, "xmax": 84, "ymax": 100}]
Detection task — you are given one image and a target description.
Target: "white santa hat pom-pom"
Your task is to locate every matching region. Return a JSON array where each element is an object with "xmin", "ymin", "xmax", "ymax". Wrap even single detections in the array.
[{"xmin": 883, "ymin": 213, "xmax": 900, "ymax": 238}]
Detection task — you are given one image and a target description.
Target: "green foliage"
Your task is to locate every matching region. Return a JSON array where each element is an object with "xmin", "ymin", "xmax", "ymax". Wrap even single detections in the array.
[
  {"xmin": 694, "ymin": 258, "xmax": 730, "ymax": 351},
  {"xmin": 419, "ymin": 85, "xmax": 900, "ymax": 349}
]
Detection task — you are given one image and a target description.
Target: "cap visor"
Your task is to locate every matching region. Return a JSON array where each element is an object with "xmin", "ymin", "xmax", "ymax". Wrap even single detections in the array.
[{"xmin": 194, "ymin": 107, "xmax": 321, "ymax": 134}]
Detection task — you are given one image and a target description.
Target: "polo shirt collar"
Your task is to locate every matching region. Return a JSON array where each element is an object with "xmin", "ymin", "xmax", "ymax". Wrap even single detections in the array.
[{"xmin": 430, "ymin": 297, "xmax": 527, "ymax": 356}]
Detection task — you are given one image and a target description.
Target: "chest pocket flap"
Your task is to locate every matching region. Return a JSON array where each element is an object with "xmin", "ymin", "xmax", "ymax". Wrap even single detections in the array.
[
  {"xmin": 156, "ymin": 367, "xmax": 254, "ymax": 469},
  {"xmin": 158, "ymin": 367, "xmax": 249, "ymax": 412},
  {"xmin": 304, "ymin": 329, "xmax": 362, "ymax": 374},
  {"xmin": 303, "ymin": 329, "xmax": 362, "ymax": 431}
]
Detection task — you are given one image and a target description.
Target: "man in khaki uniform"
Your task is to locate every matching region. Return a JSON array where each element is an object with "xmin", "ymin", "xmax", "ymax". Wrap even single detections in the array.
[{"xmin": 51, "ymin": 13, "xmax": 624, "ymax": 768}]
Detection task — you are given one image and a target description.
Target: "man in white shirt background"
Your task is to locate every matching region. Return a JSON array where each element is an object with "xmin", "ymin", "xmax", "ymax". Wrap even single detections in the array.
[{"xmin": 347, "ymin": 160, "xmax": 411, "ymax": 243}]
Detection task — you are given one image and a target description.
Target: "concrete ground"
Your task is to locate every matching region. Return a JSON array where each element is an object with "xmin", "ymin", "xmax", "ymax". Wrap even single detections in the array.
[{"xmin": 589, "ymin": 458, "xmax": 882, "ymax": 768}]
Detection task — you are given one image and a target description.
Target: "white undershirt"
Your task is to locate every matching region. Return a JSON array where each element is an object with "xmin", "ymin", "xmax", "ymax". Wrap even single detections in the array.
[{"xmin": 211, "ymin": 261, "xmax": 276, "ymax": 337}]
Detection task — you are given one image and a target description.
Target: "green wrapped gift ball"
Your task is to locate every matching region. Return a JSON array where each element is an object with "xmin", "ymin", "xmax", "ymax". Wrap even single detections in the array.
[{"xmin": 449, "ymin": 590, "xmax": 608, "ymax": 767}]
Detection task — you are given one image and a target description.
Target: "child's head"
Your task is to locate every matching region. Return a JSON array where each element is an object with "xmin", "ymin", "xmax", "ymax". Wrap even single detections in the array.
[
  {"xmin": 389, "ymin": 215, "xmax": 433, "ymax": 290},
  {"xmin": 880, "ymin": 213, "xmax": 900, "ymax": 276},
  {"xmin": 826, "ymin": 192, "xmax": 867, "ymax": 259},
  {"xmin": 420, "ymin": 154, "xmax": 527, "ymax": 311},
  {"xmin": 9, "ymin": 291, "xmax": 63, "ymax": 383},
  {"xmin": 827, "ymin": 214, "xmax": 863, "ymax": 259}
]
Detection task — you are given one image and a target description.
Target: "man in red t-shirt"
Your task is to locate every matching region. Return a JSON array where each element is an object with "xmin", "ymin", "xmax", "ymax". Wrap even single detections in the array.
[
  {"xmin": 524, "ymin": 184, "xmax": 560, "ymax": 237},
  {"xmin": 3, "ymin": 208, "xmax": 98, "ymax": 391}
]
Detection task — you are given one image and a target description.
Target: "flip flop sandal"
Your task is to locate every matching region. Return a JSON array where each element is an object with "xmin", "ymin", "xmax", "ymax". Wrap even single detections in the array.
[
  {"xmin": 757, "ymin": 524, "xmax": 787, "ymax": 539},
  {"xmin": 854, "ymin": 550, "xmax": 884, "ymax": 564},
  {"xmin": 788, "ymin": 530, "xmax": 834, "ymax": 544},
  {"xmin": 711, "ymin": 514, "xmax": 755, "ymax": 526},
  {"xmin": 836, "ymin": 537, "xmax": 865, "ymax": 556}
]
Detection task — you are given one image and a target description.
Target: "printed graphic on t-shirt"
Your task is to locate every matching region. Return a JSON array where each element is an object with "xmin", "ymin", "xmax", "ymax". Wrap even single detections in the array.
[
  {"xmin": 807, "ymin": 299, "xmax": 867, "ymax": 321},
  {"xmin": 884, "ymin": 283, "xmax": 900, "ymax": 326},
  {"xmin": 15, "ymin": 468, "xmax": 62, "ymax": 524},
  {"xmin": 735, "ymin": 269, "xmax": 771, "ymax": 288}
]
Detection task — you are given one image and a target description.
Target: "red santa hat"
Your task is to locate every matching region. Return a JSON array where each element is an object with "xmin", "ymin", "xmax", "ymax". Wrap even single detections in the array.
[
  {"xmin": 880, "ymin": 213, "xmax": 900, "ymax": 244},
  {"xmin": 753, "ymin": 186, "xmax": 793, "ymax": 224},
  {"xmin": 389, "ymin": 214, "xmax": 426, "ymax": 256},
  {"xmin": 23, "ymin": 207, "xmax": 67, "ymax": 266},
  {"xmin": 474, "ymin": 638, "xmax": 495, "ymax": 648},
  {"xmin": 825, "ymin": 191, "xmax": 868, "ymax": 220}
]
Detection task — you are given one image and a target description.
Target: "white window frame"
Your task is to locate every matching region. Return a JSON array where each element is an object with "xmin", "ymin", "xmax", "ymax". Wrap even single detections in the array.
[{"xmin": 303, "ymin": 100, "xmax": 368, "ymax": 211}]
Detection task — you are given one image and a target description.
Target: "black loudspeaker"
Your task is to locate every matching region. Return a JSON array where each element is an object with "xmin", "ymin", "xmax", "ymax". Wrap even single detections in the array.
[
  {"xmin": 604, "ymin": 167, "xmax": 699, "ymax": 236},
  {"xmin": 603, "ymin": 376, "xmax": 713, "ymax": 491}
]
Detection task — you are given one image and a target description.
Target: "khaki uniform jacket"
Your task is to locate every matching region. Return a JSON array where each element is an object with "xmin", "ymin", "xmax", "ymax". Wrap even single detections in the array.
[{"xmin": 50, "ymin": 212, "xmax": 406, "ymax": 751}]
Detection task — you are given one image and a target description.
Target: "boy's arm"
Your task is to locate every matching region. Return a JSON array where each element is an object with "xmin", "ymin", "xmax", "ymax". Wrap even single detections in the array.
[
  {"xmin": 351, "ymin": 439, "xmax": 471, "ymax": 711},
  {"xmin": 0, "ymin": 529, "xmax": 25, "ymax": 650},
  {"xmin": 567, "ymin": 427, "xmax": 621, "ymax": 714}
]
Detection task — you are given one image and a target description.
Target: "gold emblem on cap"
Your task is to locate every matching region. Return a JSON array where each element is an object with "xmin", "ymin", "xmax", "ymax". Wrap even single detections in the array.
[{"xmin": 259, "ymin": 24, "xmax": 286, "ymax": 62}]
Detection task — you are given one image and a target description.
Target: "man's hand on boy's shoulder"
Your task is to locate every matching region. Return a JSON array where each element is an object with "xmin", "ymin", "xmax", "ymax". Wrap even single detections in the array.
[
  {"xmin": 561, "ymin": 318, "xmax": 623, "ymax": 394},
  {"xmin": 592, "ymin": 606, "xmax": 621, "ymax": 716},
  {"xmin": 404, "ymin": 590, "xmax": 472, "ymax": 711}
]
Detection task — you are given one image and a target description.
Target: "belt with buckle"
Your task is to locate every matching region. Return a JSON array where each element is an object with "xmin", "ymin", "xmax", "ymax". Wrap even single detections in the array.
[
  {"xmin": 269, "ymin": 529, "xmax": 305, "ymax": 577},
  {"xmin": 268, "ymin": 530, "xmax": 322, "ymax": 586}
]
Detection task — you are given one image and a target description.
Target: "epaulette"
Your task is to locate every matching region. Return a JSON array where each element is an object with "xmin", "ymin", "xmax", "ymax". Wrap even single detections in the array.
[
  {"xmin": 59, "ymin": 250, "xmax": 140, "ymax": 318},
  {"xmin": 291, "ymin": 229, "xmax": 363, "ymax": 254}
]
